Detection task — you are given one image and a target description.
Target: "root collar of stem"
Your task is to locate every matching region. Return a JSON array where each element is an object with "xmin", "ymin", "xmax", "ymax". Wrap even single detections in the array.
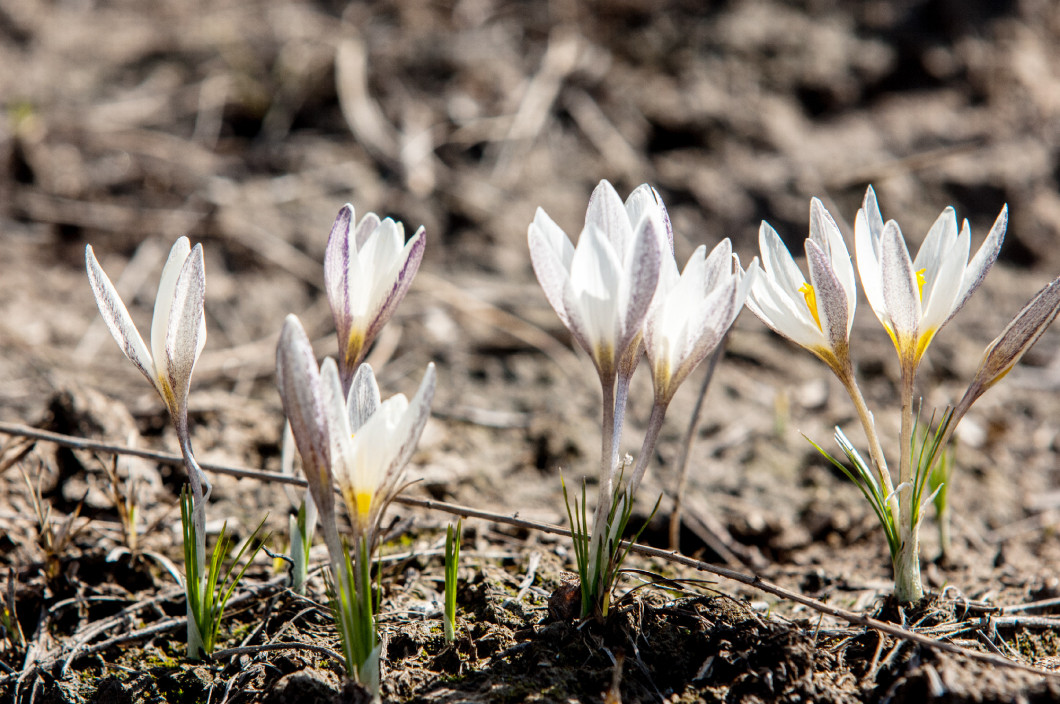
[{"xmin": 893, "ymin": 533, "xmax": 925, "ymax": 604}]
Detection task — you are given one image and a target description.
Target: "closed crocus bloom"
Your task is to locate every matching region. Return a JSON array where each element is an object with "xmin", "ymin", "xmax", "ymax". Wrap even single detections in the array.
[
  {"xmin": 855, "ymin": 185, "xmax": 1006, "ymax": 371},
  {"xmin": 324, "ymin": 204, "xmax": 425, "ymax": 388},
  {"xmin": 276, "ymin": 315, "xmax": 337, "ymax": 533},
  {"xmin": 322, "ymin": 359, "xmax": 435, "ymax": 541},
  {"xmin": 86, "ymin": 237, "xmax": 206, "ymax": 425},
  {"xmin": 961, "ymin": 276, "xmax": 1060, "ymax": 409},
  {"xmin": 645, "ymin": 239, "xmax": 754, "ymax": 405},
  {"xmin": 528, "ymin": 180, "xmax": 663, "ymax": 382},
  {"xmin": 745, "ymin": 198, "xmax": 857, "ymax": 377}
]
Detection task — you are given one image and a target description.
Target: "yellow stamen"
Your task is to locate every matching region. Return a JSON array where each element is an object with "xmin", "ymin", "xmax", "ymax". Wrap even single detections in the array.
[
  {"xmin": 346, "ymin": 329, "xmax": 365, "ymax": 369},
  {"xmin": 799, "ymin": 283, "xmax": 822, "ymax": 331},
  {"xmin": 355, "ymin": 490, "xmax": 373, "ymax": 519},
  {"xmin": 915, "ymin": 268, "xmax": 927, "ymax": 301},
  {"xmin": 157, "ymin": 373, "xmax": 176, "ymax": 410}
]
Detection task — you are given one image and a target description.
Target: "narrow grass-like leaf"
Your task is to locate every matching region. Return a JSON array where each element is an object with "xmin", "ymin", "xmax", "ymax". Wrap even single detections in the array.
[{"xmin": 443, "ymin": 520, "xmax": 461, "ymax": 643}]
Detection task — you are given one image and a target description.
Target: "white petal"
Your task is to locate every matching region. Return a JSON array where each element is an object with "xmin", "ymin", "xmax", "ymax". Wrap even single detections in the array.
[
  {"xmin": 85, "ymin": 245, "xmax": 158, "ymax": 391},
  {"xmin": 350, "ymin": 396, "xmax": 407, "ymax": 498},
  {"xmin": 918, "ymin": 219, "xmax": 967, "ymax": 332},
  {"xmin": 809, "ymin": 199, "xmax": 855, "ymax": 329},
  {"xmin": 321, "ymin": 356, "xmax": 353, "ymax": 491},
  {"xmin": 949, "ymin": 205, "xmax": 1006, "ymax": 324},
  {"xmin": 585, "ymin": 180, "xmax": 634, "ymax": 255},
  {"xmin": 620, "ymin": 213, "xmax": 662, "ymax": 350},
  {"xmin": 855, "ymin": 206, "xmax": 886, "ymax": 322},
  {"xmin": 529, "ymin": 210, "xmax": 575, "ymax": 328},
  {"xmin": 324, "ymin": 205, "xmax": 354, "ymax": 326},
  {"xmin": 363, "ymin": 226, "xmax": 425, "ymax": 346},
  {"xmin": 700, "ymin": 239, "xmax": 732, "ymax": 294},
  {"xmin": 276, "ymin": 316, "xmax": 334, "ymax": 517},
  {"xmin": 354, "ymin": 211, "xmax": 383, "ymax": 250},
  {"xmin": 163, "ymin": 244, "xmax": 206, "ymax": 408},
  {"xmin": 806, "ymin": 239, "xmax": 849, "ymax": 349},
  {"xmin": 624, "ymin": 184, "xmax": 673, "ymax": 255},
  {"xmin": 568, "ymin": 224, "xmax": 624, "ymax": 354},
  {"xmin": 365, "ymin": 219, "xmax": 405, "ymax": 289},
  {"xmin": 151, "ymin": 237, "xmax": 191, "ymax": 377},
  {"xmin": 879, "ymin": 221, "xmax": 921, "ymax": 340},
  {"xmin": 862, "ymin": 185, "xmax": 885, "ymax": 239},
  {"xmin": 911, "ymin": 207, "xmax": 957, "ymax": 282},
  {"xmin": 391, "ymin": 362, "xmax": 436, "ymax": 473},
  {"xmin": 746, "ymin": 273, "xmax": 824, "ymax": 350},
  {"xmin": 759, "ymin": 222, "xmax": 808, "ymax": 301},
  {"xmin": 347, "ymin": 362, "xmax": 381, "ymax": 432}
]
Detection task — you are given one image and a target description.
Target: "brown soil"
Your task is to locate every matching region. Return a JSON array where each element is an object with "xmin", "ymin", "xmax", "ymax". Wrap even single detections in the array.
[{"xmin": 3, "ymin": 1, "xmax": 1060, "ymax": 702}]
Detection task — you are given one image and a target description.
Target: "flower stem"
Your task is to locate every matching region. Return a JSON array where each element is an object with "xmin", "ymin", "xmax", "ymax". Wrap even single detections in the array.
[
  {"xmin": 668, "ymin": 339, "xmax": 726, "ymax": 549},
  {"xmin": 587, "ymin": 373, "xmax": 617, "ymax": 598},
  {"xmin": 836, "ymin": 365, "xmax": 893, "ymax": 497},
  {"xmin": 898, "ymin": 368, "xmax": 915, "ymax": 490},
  {"xmin": 893, "ymin": 366, "xmax": 924, "ymax": 604},
  {"xmin": 628, "ymin": 401, "xmax": 668, "ymax": 499},
  {"xmin": 612, "ymin": 372, "xmax": 632, "ymax": 478},
  {"xmin": 175, "ymin": 412, "xmax": 212, "ymax": 660},
  {"xmin": 894, "ymin": 522, "xmax": 924, "ymax": 603}
]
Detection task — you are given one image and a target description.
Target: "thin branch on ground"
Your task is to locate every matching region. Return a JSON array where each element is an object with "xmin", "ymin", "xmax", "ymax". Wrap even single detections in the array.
[
  {"xmin": 210, "ymin": 641, "xmax": 344, "ymax": 664},
  {"xmin": 1, "ymin": 422, "xmax": 1058, "ymax": 679}
]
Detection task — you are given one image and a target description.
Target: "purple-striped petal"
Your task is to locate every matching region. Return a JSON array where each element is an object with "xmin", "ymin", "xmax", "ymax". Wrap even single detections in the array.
[
  {"xmin": 347, "ymin": 362, "xmax": 381, "ymax": 432},
  {"xmin": 879, "ymin": 221, "xmax": 921, "ymax": 348},
  {"xmin": 85, "ymin": 245, "xmax": 157, "ymax": 392},
  {"xmin": 276, "ymin": 315, "xmax": 335, "ymax": 521},
  {"xmin": 948, "ymin": 205, "xmax": 1007, "ymax": 325},
  {"xmin": 586, "ymin": 180, "xmax": 634, "ymax": 255},
  {"xmin": 805, "ymin": 239, "xmax": 849, "ymax": 350},
  {"xmin": 391, "ymin": 363, "xmax": 436, "ymax": 473},
  {"xmin": 621, "ymin": 214, "xmax": 662, "ymax": 351}
]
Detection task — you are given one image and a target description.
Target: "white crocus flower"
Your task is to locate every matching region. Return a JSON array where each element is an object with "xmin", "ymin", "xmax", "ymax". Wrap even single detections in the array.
[
  {"xmin": 88, "ymin": 236, "xmax": 211, "ymax": 658},
  {"xmin": 86, "ymin": 237, "xmax": 207, "ymax": 429},
  {"xmin": 528, "ymin": 180, "xmax": 663, "ymax": 383},
  {"xmin": 324, "ymin": 204, "xmax": 425, "ymax": 389},
  {"xmin": 745, "ymin": 198, "xmax": 857, "ymax": 377},
  {"xmin": 855, "ymin": 185, "xmax": 1006, "ymax": 371},
  {"xmin": 645, "ymin": 239, "xmax": 755, "ymax": 405},
  {"xmin": 321, "ymin": 358, "xmax": 435, "ymax": 543}
]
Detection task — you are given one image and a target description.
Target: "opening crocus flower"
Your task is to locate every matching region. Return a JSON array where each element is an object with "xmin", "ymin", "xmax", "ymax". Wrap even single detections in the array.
[
  {"xmin": 745, "ymin": 198, "xmax": 857, "ymax": 377},
  {"xmin": 321, "ymin": 358, "xmax": 436, "ymax": 543},
  {"xmin": 87, "ymin": 236, "xmax": 222, "ymax": 657},
  {"xmin": 529, "ymin": 180, "xmax": 667, "ymax": 619},
  {"xmin": 645, "ymin": 239, "xmax": 755, "ymax": 406},
  {"xmin": 277, "ymin": 314, "xmax": 435, "ymax": 688},
  {"xmin": 86, "ymin": 237, "xmax": 207, "ymax": 431},
  {"xmin": 528, "ymin": 180, "xmax": 663, "ymax": 383},
  {"xmin": 854, "ymin": 185, "xmax": 1006, "ymax": 372},
  {"xmin": 324, "ymin": 204, "xmax": 425, "ymax": 389}
]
